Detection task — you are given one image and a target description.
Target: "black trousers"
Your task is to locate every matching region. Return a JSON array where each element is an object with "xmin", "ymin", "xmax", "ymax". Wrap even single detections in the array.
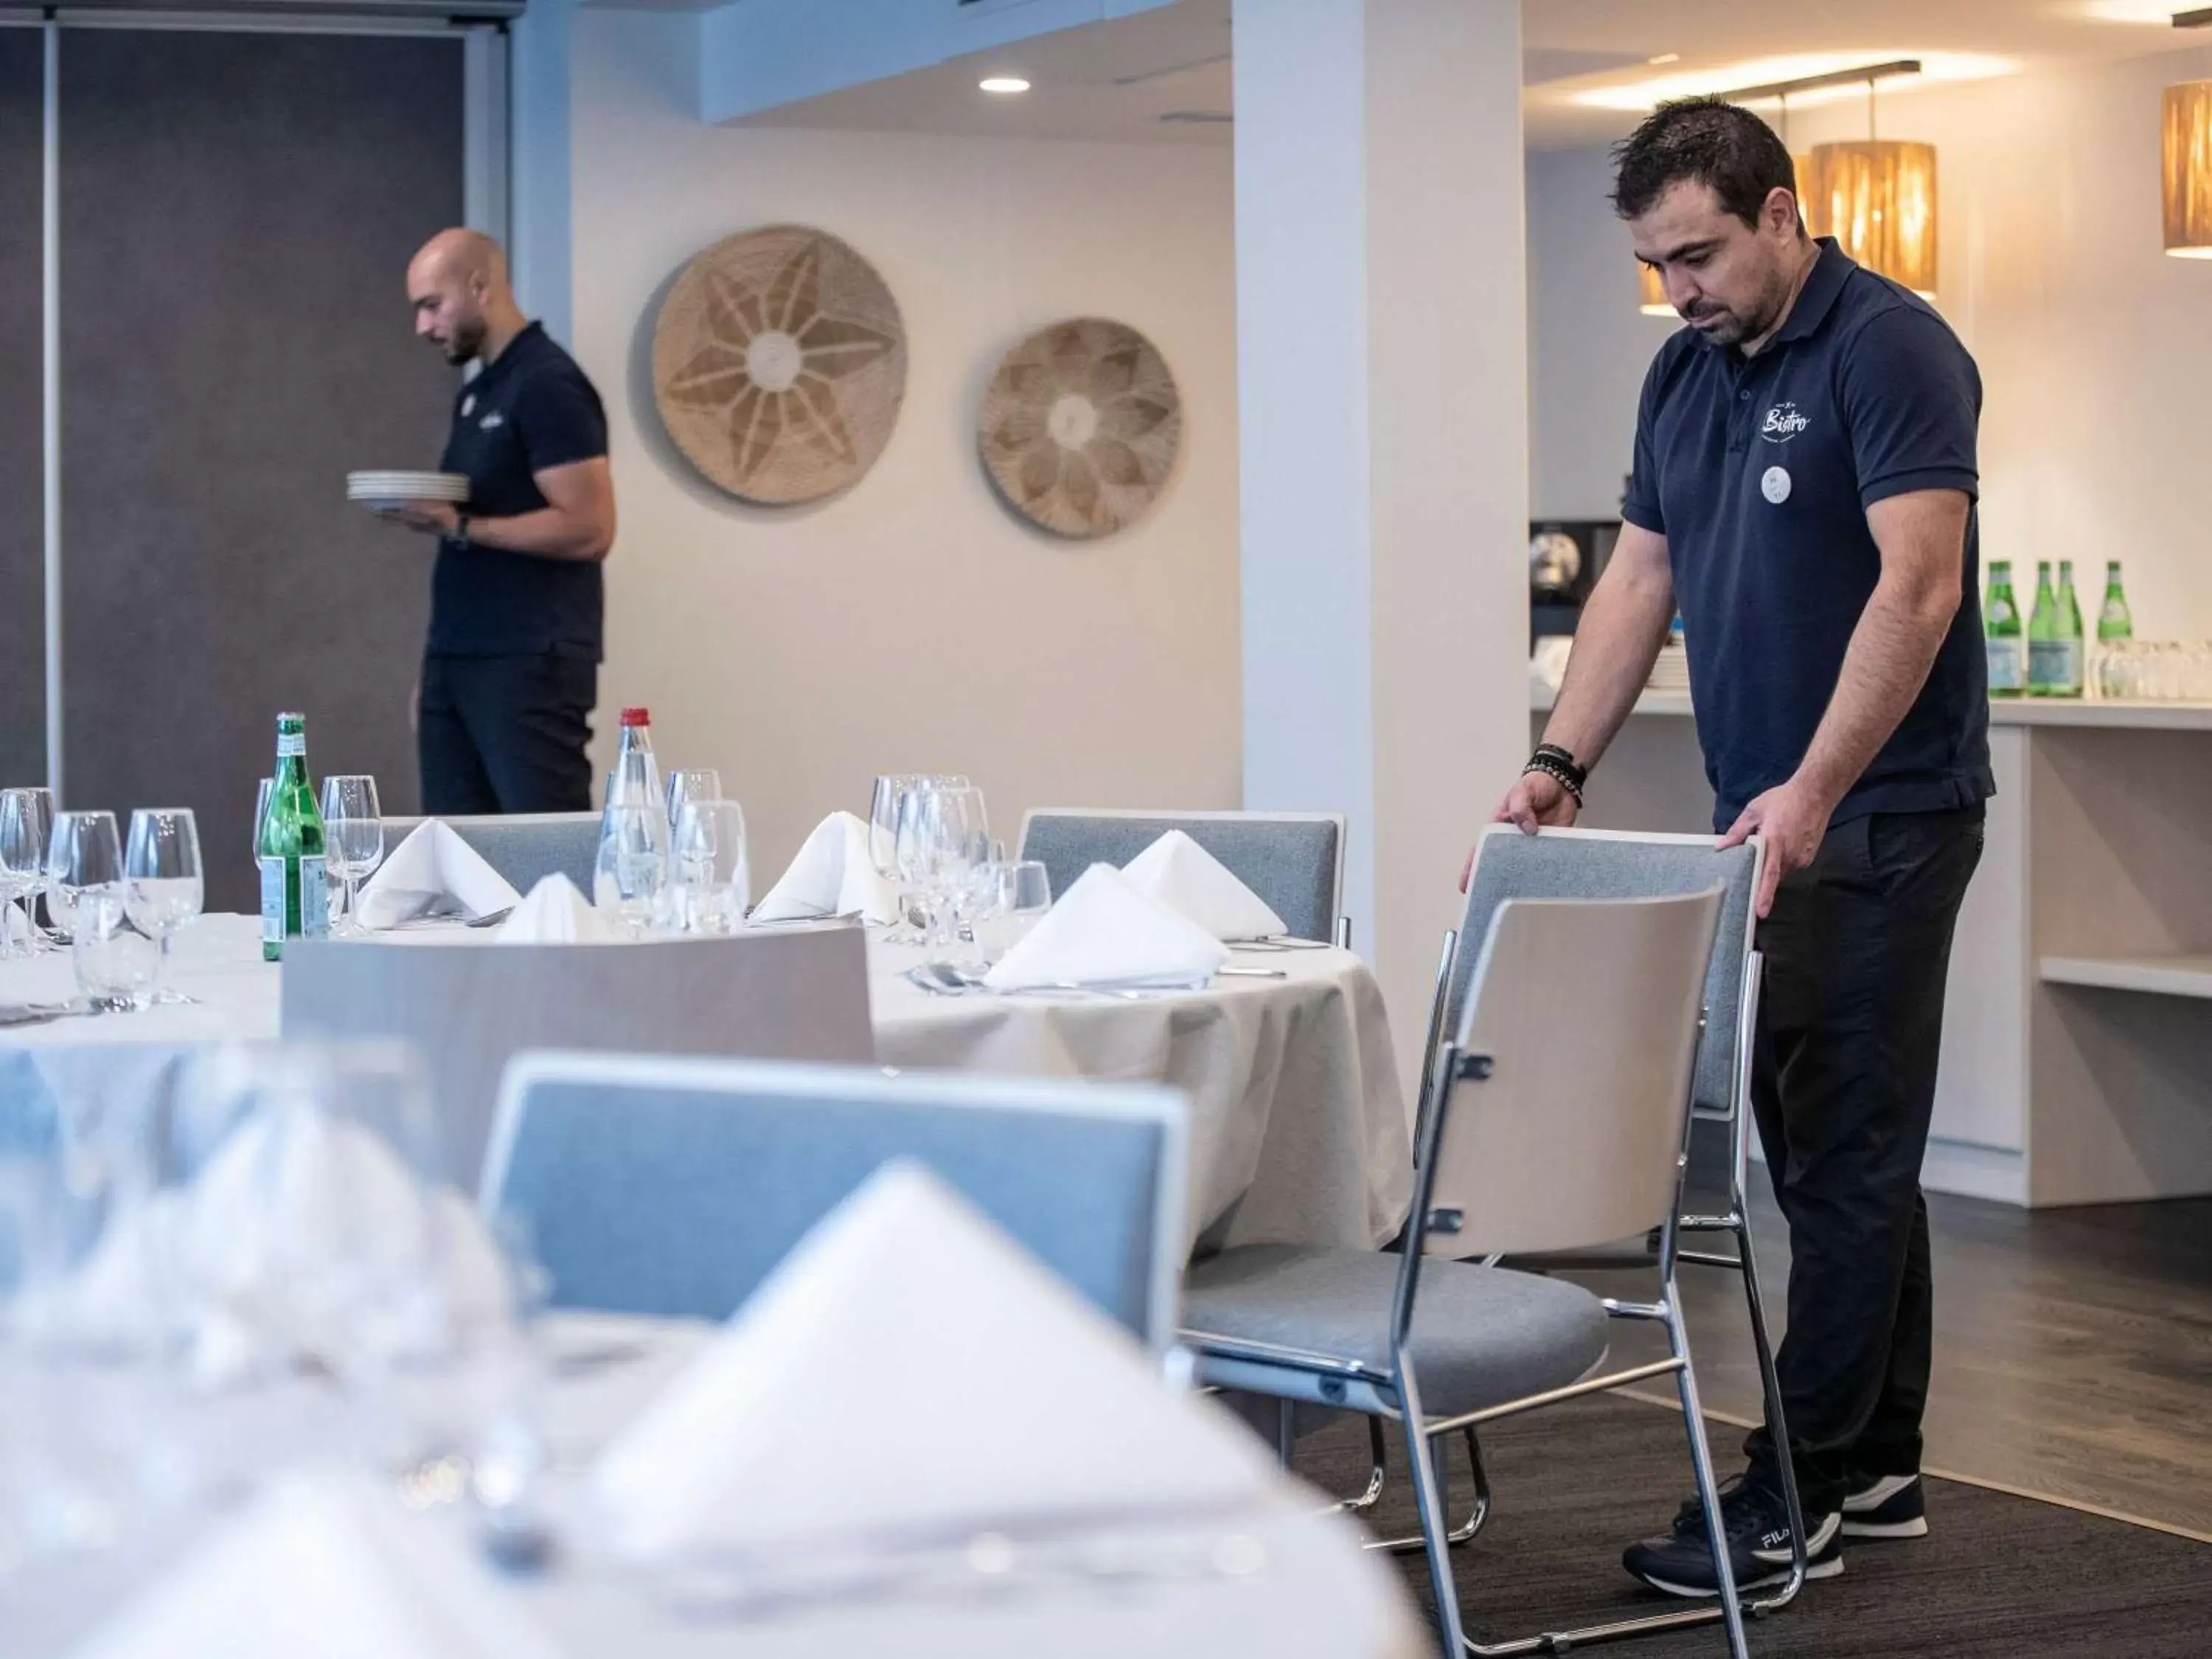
[
  {"xmin": 1741, "ymin": 804, "xmax": 1984, "ymax": 1517},
  {"xmin": 417, "ymin": 651, "xmax": 597, "ymax": 816}
]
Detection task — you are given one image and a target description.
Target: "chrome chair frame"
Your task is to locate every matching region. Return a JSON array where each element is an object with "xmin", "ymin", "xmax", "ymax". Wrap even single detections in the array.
[{"xmin": 1189, "ymin": 1021, "xmax": 1752, "ymax": 1658}]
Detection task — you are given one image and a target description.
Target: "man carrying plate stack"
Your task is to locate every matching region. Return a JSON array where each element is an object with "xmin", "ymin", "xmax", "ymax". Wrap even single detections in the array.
[{"xmin": 377, "ymin": 229, "xmax": 616, "ymax": 815}]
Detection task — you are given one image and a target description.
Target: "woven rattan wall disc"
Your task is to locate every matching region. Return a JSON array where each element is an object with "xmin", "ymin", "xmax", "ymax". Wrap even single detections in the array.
[
  {"xmin": 978, "ymin": 319, "xmax": 1180, "ymax": 539},
  {"xmin": 653, "ymin": 226, "xmax": 907, "ymax": 505}
]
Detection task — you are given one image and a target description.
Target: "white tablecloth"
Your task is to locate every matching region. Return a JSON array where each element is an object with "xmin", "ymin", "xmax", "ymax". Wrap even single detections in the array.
[
  {"xmin": 0, "ymin": 917, "xmax": 1412, "ymax": 1253},
  {"xmin": 1, "ymin": 1316, "xmax": 1430, "ymax": 1659}
]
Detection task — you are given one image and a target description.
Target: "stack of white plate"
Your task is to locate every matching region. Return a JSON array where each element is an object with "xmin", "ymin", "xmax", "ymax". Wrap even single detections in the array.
[
  {"xmin": 1646, "ymin": 644, "xmax": 1692, "ymax": 693},
  {"xmin": 347, "ymin": 471, "xmax": 469, "ymax": 508}
]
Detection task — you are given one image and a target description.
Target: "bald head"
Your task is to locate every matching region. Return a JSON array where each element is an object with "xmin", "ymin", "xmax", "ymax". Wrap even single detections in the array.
[{"xmin": 408, "ymin": 228, "xmax": 524, "ymax": 366}]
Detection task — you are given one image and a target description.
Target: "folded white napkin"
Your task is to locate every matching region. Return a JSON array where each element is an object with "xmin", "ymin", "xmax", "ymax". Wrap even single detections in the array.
[
  {"xmin": 749, "ymin": 810, "xmax": 897, "ymax": 925},
  {"xmin": 167, "ymin": 1105, "xmax": 510, "ymax": 1386},
  {"xmin": 594, "ymin": 1163, "xmax": 1271, "ymax": 1562},
  {"xmin": 495, "ymin": 874, "xmax": 613, "ymax": 945},
  {"xmin": 67, "ymin": 1472, "xmax": 565, "ymax": 1659},
  {"xmin": 1121, "ymin": 830, "xmax": 1290, "ymax": 942},
  {"xmin": 982, "ymin": 863, "xmax": 1229, "ymax": 991},
  {"xmin": 357, "ymin": 821, "xmax": 521, "ymax": 932}
]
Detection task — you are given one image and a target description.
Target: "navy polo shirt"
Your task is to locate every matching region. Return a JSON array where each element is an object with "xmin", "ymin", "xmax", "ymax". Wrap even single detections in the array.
[
  {"xmin": 428, "ymin": 321, "xmax": 609, "ymax": 659},
  {"xmin": 1622, "ymin": 239, "xmax": 1994, "ymax": 833}
]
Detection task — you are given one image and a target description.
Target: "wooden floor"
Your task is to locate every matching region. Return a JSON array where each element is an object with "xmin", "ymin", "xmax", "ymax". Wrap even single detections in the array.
[{"xmin": 1567, "ymin": 1188, "xmax": 2212, "ymax": 1539}]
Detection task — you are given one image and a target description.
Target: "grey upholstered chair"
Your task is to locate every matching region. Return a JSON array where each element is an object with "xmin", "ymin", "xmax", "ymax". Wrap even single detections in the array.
[
  {"xmin": 1016, "ymin": 809, "xmax": 1348, "ymax": 944},
  {"xmin": 1181, "ymin": 888, "xmax": 1752, "ymax": 1658},
  {"xmin": 1432, "ymin": 828, "xmax": 1807, "ymax": 1622},
  {"xmin": 481, "ymin": 1054, "xmax": 1189, "ymax": 1348},
  {"xmin": 380, "ymin": 812, "xmax": 600, "ymax": 894}
]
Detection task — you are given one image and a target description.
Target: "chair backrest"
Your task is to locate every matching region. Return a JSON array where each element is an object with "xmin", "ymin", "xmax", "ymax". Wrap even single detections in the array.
[
  {"xmin": 280, "ymin": 929, "xmax": 874, "ymax": 1188},
  {"xmin": 380, "ymin": 813, "xmax": 602, "ymax": 894},
  {"xmin": 1426, "ymin": 889, "xmax": 1722, "ymax": 1258},
  {"xmin": 1017, "ymin": 810, "xmax": 1346, "ymax": 943},
  {"xmin": 1454, "ymin": 828, "xmax": 1759, "ymax": 1123},
  {"xmin": 481, "ymin": 1053, "xmax": 1189, "ymax": 1349}
]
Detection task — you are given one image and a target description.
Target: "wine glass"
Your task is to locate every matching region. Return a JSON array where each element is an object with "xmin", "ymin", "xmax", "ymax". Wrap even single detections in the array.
[
  {"xmin": 594, "ymin": 804, "xmax": 667, "ymax": 939},
  {"xmin": 932, "ymin": 786, "xmax": 992, "ymax": 951},
  {"xmin": 124, "ymin": 810, "xmax": 204, "ymax": 1006},
  {"xmin": 319, "ymin": 777, "xmax": 384, "ymax": 939},
  {"xmin": 664, "ymin": 769, "xmax": 722, "ymax": 838},
  {"xmin": 0, "ymin": 788, "xmax": 52, "ymax": 961},
  {"xmin": 45, "ymin": 812, "xmax": 119, "ymax": 952},
  {"xmin": 671, "ymin": 800, "xmax": 749, "ymax": 935}
]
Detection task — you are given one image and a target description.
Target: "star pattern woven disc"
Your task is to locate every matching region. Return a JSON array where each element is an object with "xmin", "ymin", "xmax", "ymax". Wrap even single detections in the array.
[
  {"xmin": 978, "ymin": 319, "xmax": 1181, "ymax": 539},
  {"xmin": 653, "ymin": 226, "xmax": 908, "ymax": 505}
]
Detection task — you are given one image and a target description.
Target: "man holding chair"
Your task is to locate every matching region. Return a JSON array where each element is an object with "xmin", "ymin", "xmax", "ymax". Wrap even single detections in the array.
[{"xmin": 1486, "ymin": 98, "xmax": 1988, "ymax": 1596}]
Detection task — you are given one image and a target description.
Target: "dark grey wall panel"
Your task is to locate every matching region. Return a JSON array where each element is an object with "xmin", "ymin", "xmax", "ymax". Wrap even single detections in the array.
[
  {"xmin": 60, "ymin": 29, "xmax": 463, "ymax": 909},
  {"xmin": 0, "ymin": 29, "xmax": 44, "ymax": 790}
]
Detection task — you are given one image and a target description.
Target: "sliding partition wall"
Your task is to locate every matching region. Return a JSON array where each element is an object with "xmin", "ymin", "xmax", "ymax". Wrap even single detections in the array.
[{"xmin": 4, "ymin": 10, "xmax": 509, "ymax": 911}]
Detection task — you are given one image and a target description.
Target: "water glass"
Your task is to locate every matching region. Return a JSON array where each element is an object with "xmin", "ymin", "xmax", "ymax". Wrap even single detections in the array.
[
  {"xmin": 0, "ymin": 787, "xmax": 53, "ymax": 960},
  {"xmin": 44, "ymin": 809, "xmax": 117, "ymax": 954},
  {"xmin": 972, "ymin": 860, "xmax": 1052, "ymax": 966},
  {"xmin": 319, "ymin": 776, "xmax": 384, "ymax": 939},
  {"xmin": 671, "ymin": 799, "xmax": 749, "ymax": 934},
  {"xmin": 123, "ymin": 810, "xmax": 204, "ymax": 1006},
  {"xmin": 594, "ymin": 804, "xmax": 667, "ymax": 938},
  {"xmin": 665, "ymin": 768, "xmax": 722, "ymax": 838}
]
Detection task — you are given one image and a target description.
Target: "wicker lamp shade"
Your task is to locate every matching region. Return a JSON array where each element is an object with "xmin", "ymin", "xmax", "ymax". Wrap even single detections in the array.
[
  {"xmin": 1637, "ymin": 262, "xmax": 1672, "ymax": 316},
  {"xmin": 652, "ymin": 225, "xmax": 907, "ymax": 505},
  {"xmin": 2164, "ymin": 82, "xmax": 2212, "ymax": 259},
  {"xmin": 1801, "ymin": 141, "xmax": 1938, "ymax": 298}
]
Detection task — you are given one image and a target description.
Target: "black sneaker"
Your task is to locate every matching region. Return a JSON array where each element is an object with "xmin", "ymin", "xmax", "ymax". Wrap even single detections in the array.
[
  {"xmin": 1841, "ymin": 1472, "xmax": 1928, "ymax": 1540},
  {"xmin": 1621, "ymin": 1477, "xmax": 1843, "ymax": 1599}
]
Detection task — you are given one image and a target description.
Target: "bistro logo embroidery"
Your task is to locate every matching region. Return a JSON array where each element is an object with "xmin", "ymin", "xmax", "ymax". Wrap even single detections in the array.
[{"xmin": 1761, "ymin": 403, "xmax": 1809, "ymax": 443}]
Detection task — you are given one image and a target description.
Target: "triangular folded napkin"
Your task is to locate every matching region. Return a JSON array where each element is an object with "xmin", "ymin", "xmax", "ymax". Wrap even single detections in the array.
[
  {"xmin": 495, "ymin": 874, "xmax": 613, "ymax": 944},
  {"xmin": 1121, "ymin": 830, "xmax": 1290, "ymax": 942},
  {"xmin": 594, "ymin": 1162, "xmax": 1273, "ymax": 1562},
  {"xmin": 66, "ymin": 1473, "xmax": 565, "ymax": 1659},
  {"xmin": 982, "ymin": 863, "xmax": 1229, "ymax": 992},
  {"xmin": 749, "ymin": 810, "xmax": 897, "ymax": 925},
  {"xmin": 356, "ymin": 821, "xmax": 521, "ymax": 932}
]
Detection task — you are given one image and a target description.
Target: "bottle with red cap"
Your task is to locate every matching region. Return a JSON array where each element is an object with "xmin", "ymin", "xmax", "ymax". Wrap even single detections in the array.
[{"xmin": 607, "ymin": 706, "xmax": 664, "ymax": 818}]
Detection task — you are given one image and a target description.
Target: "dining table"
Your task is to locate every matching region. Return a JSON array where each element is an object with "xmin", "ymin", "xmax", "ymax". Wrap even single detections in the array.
[
  {"xmin": 0, "ymin": 914, "xmax": 1413, "ymax": 1255},
  {"xmin": 0, "ymin": 1312, "xmax": 1432, "ymax": 1659}
]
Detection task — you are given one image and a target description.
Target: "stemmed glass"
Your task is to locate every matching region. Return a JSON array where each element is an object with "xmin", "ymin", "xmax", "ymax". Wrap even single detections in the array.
[
  {"xmin": 55, "ymin": 813, "xmax": 153, "ymax": 1014},
  {"xmin": 933, "ymin": 786, "xmax": 992, "ymax": 950},
  {"xmin": 320, "ymin": 777, "xmax": 385, "ymax": 939},
  {"xmin": 971, "ymin": 860, "xmax": 1052, "ymax": 966},
  {"xmin": 595, "ymin": 804, "xmax": 667, "ymax": 939},
  {"xmin": 124, "ymin": 810, "xmax": 204, "ymax": 1006},
  {"xmin": 0, "ymin": 787, "xmax": 52, "ymax": 960},
  {"xmin": 665, "ymin": 769, "xmax": 722, "ymax": 838},
  {"xmin": 671, "ymin": 800, "xmax": 749, "ymax": 934},
  {"xmin": 870, "ymin": 775, "xmax": 918, "ymax": 939}
]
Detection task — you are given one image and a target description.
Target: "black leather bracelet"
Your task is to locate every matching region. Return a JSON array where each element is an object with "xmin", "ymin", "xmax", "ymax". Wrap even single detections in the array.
[
  {"xmin": 1530, "ymin": 742, "xmax": 1587, "ymax": 791},
  {"xmin": 1523, "ymin": 751, "xmax": 1586, "ymax": 807}
]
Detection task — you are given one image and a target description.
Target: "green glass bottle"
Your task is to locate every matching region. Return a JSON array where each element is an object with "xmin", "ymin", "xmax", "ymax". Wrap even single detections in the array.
[
  {"xmin": 1983, "ymin": 560, "xmax": 2024, "ymax": 698},
  {"xmin": 257, "ymin": 712, "xmax": 328, "ymax": 961},
  {"xmin": 2098, "ymin": 560, "xmax": 2133, "ymax": 644},
  {"xmin": 2028, "ymin": 561, "xmax": 2083, "ymax": 698},
  {"xmin": 2058, "ymin": 560, "xmax": 2085, "ymax": 697}
]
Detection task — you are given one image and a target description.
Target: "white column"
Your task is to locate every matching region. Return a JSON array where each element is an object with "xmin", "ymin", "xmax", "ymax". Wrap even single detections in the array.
[{"xmin": 1234, "ymin": 0, "xmax": 1529, "ymax": 1099}]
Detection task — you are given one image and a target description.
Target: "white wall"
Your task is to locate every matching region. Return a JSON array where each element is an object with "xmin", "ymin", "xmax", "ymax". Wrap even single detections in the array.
[
  {"xmin": 1526, "ymin": 145, "xmax": 1677, "ymax": 520},
  {"xmin": 568, "ymin": 11, "xmax": 1242, "ymax": 877},
  {"xmin": 1528, "ymin": 44, "xmax": 2212, "ymax": 641}
]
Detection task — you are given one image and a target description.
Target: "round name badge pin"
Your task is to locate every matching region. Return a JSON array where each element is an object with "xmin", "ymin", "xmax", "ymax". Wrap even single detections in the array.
[{"xmin": 1761, "ymin": 465, "xmax": 1792, "ymax": 505}]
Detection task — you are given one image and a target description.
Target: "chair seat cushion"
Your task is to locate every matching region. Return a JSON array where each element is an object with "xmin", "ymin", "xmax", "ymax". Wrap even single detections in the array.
[{"xmin": 1182, "ymin": 1245, "xmax": 1609, "ymax": 1420}]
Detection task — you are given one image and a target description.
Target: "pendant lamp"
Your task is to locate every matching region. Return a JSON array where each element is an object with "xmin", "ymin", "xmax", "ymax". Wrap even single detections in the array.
[
  {"xmin": 2164, "ymin": 80, "xmax": 2212, "ymax": 259},
  {"xmin": 1800, "ymin": 140, "xmax": 1939, "ymax": 297}
]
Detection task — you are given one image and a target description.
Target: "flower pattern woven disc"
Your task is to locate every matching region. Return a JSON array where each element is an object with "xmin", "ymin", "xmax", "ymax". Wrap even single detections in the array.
[
  {"xmin": 653, "ymin": 225, "xmax": 908, "ymax": 505},
  {"xmin": 978, "ymin": 319, "xmax": 1181, "ymax": 539}
]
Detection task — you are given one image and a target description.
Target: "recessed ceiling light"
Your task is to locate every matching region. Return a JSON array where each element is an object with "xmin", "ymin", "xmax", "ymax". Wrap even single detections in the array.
[
  {"xmin": 979, "ymin": 77, "xmax": 1031, "ymax": 95},
  {"xmin": 1648, "ymin": 53, "xmax": 1681, "ymax": 66}
]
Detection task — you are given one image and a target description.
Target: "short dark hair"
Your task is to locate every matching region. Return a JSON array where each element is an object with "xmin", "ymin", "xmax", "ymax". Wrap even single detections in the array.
[{"xmin": 1610, "ymin": 97, "xmax": 1799, "ymax": 229}]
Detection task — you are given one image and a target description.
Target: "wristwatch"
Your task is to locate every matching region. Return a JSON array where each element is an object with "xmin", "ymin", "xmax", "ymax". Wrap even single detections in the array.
[{"xmin": 453, "ymin": 512, "xmax": 470, "ymax": 546}]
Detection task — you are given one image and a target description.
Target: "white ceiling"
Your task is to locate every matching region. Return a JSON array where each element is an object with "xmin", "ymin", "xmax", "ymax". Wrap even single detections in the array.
[{"xmin": 727, "ymin": 0, "xmax": 2212, "ymax": 150}]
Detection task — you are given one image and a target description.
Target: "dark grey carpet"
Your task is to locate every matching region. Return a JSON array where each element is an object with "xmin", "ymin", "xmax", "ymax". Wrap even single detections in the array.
[{"xmin": 1292, "ymin": 1397, "xmax": 2212, "ymax": 1658}]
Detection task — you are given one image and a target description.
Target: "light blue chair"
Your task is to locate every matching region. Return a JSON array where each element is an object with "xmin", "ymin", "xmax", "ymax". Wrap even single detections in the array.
[
  {"xmin": 1017, "ymin": 809, "xmax": 1348, "ymax": 945},
  {"xmin": 380, "ymin": 812, "xmax": 600, "ymax": 894},
  {"xmin": 479, "ymin": 1054, "xmax": 1188, "ymax": 1349}
]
